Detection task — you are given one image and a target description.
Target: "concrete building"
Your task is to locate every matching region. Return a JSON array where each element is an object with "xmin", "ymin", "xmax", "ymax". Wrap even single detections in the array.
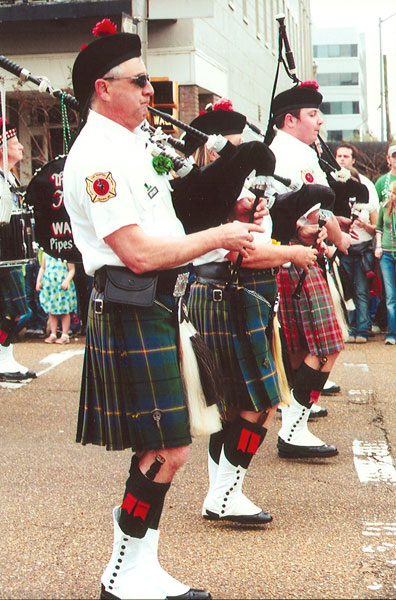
[
  {"xmin": 0, "ymin": 0, "xmax": 313, "ymax": 183},
  {"xmin": 312, "ymin": 26, "xmax": 369, "ymax": 142}
]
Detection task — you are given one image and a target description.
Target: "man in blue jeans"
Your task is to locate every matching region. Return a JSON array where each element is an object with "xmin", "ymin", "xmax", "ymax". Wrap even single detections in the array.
[{"xmin": 336, "ymin": 143, "xmax": 379, "ymax": 343}]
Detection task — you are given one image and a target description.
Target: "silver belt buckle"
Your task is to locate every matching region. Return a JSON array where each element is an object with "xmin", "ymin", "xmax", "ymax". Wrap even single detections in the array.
[
  {"xmin": 94, "ymin": 298, "xmax": 104, "ymax": 315},
  {"xmin": 173, "ymin": 272, "xmax": 189, "ymax": 297},
  {"xmin": 213, "ymin": 288, "xmax": 223, "ymax": 302}
]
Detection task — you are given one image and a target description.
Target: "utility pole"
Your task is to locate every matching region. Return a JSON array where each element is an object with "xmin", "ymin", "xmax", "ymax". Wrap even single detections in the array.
[
  {"xmin": 383, "ymin": 55, "xmax": 392, "ymax": 143},
  {"xmin": 130, "ymin": 0, "xmax": 148, "ymax": 64},
  {"xmin": 379, "ymin": 11, "xmax": 396, "ymax": 142}
]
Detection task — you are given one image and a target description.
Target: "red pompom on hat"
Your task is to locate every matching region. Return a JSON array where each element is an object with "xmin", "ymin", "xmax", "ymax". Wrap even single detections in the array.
[
  {"xmin": 298, "ymin": 80, "xmax": 320, "ymax": 91},
  {"xmin": 0, "ymin": 118, "xmax": 17, "ymax": 146},
  {"xmin": 213, "ymin": 98, "xmax": 234, "ymax": 112},
  {"xmin": 72, "ymin": 18, "xmax": 141, "ymax": 109},
  {"xmin": 92, "ymin": 19, "xmax": 118, "ymax": 37}
]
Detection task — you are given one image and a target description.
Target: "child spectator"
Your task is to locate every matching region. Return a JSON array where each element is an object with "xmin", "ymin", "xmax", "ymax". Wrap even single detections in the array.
[{"xmin": 36, "ymin": 253, "xmax": 77, "ymax": 344}]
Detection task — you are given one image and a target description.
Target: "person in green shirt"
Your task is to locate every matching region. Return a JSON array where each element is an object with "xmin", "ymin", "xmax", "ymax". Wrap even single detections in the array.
[
  {"xmin": 375, "ymin": 179, "xmax": 396, "ymax": 344},
  {"xmin": 375, "ymin": 145, "xmax": 396, "ymax": 204}
]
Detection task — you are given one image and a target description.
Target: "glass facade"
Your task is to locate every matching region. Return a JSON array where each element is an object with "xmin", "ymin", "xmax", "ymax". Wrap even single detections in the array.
[
  {"xmin": 317, "ymin": 72, "xmax": 359, "ymax": 86},
  {"xmin": 313, "ymin": 44, "xmax": 358, "ymax": 58},
  {"xmin": 321, "ymin": 101, "xmax": 360, "ymax": 115}
]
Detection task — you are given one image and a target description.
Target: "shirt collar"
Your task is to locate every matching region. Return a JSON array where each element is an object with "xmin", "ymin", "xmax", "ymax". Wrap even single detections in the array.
[{"xmin": 87, "ymin": 110, "xmax": 144, "ymax": 145}]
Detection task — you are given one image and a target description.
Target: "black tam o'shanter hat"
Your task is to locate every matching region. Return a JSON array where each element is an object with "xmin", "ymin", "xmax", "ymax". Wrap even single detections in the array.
[
  {"xmin": 72, "ymin": 19, "xmax": 141, "ymax": 108},
  {"xmin": 0, "ymin": 118, "xmax": 17, "ymax": 146},
  {"xmin": 184, "ymin": 98, "xmax": 247, "ymax": 155},
  {"xmin": 271, "ymin": 80, "xmax": 323, "ymax": 118}
]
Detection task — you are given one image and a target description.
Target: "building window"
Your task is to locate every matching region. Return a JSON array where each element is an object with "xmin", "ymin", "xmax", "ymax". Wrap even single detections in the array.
[
  {"xmin": 317, "ymin": 72, "xmax": 359, "ymax": 86},
  {"xmin": 327, "ymin": 129, "xmax": 360, "ymax": 142},
  {"xmin": 313, "ymin": 44, "xmax": 358, "ymax": 58},
  {"xmin": 321, "ymin": 101, "xmax": 360, "ymax": 115}
]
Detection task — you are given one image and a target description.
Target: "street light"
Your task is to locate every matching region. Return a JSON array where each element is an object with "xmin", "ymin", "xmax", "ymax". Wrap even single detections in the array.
[{"xmin": 379, "ymin": 10, "xmax": 396, "ymax": 142}]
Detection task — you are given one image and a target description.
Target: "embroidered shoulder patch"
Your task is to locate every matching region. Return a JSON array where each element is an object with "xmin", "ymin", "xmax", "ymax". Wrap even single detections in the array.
[
  {"xmin": 86, "ymin": 172, "xmax": 116, "ymax": 203},
  {"xmin": 301, "ymin": 170, "xmax": 315, "ymax": 184}
]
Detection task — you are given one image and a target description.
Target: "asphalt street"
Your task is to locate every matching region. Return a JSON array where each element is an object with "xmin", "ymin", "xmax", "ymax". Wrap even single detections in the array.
[{"xmin": 1, "ymin": 331, "xmax": 396, "ymax": 600}]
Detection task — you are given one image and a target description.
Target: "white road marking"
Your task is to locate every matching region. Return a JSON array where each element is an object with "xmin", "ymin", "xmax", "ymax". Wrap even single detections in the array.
[
  {"xmin": 353, "ymin": 440, "xmax": 396, "ymax": 485},
  {"xmin": 362, "ymin": 522, "xmax": 396, "ymax": 592},
  {"xmin": 343, "ymin": 362, "xmax": 369, "ymax": 372},
  {"xmin": 348, "ymin": 389, "xmax": 373, "ymax": 404},
  {"xmin": 0, "ymin": 349, "xmax": 84, "ymax": 390}
]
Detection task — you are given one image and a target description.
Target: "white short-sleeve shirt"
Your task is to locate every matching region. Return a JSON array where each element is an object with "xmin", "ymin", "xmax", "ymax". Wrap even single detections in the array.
[
  {"xmin": 267, "ymin": 129, "xmax": 329, "ymax": 223},
  {"xmin": 63, "ymin": 111, "xmax": 185, "ymax": 276}
]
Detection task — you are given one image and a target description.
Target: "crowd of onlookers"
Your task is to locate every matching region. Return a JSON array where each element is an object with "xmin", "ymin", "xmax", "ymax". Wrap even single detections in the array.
[{"xmin": 335, "ymin": 142, "xmax": 396, "ymax": 345}]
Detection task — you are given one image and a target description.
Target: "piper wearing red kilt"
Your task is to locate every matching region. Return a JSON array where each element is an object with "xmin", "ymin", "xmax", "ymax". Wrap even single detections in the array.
[{"xmin": 266, "ymin": 81, "xmax": 352, "ymax": 459}]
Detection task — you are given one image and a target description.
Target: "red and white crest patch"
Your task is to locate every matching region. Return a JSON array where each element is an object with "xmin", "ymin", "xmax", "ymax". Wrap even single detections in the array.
[
  {"xmin": 301, "ymin": 169, "xmax": 315, "ymax": 184},
  {"xmin": 85, "ymin": 172, "xmax": 116, "ymax": 203}
]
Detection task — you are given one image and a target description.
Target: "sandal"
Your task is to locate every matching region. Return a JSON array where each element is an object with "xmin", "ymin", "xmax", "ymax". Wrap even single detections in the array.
[
  {"xmin": 44, "ymin": 333, "xmax": 57, "ymax": 344},
  {"xmin": 56, "ymin": 333, "xmax": 70, "ymax": 345}
]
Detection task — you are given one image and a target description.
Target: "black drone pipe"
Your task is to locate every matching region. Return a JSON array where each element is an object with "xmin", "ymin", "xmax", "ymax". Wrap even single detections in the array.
[
  {"xmin": 0, "ymin": 54, "xmax": 80, "ymax": 111},
  {"xmin": 275, "ymin": 13, "xmax": 298, "ymax": 82}
]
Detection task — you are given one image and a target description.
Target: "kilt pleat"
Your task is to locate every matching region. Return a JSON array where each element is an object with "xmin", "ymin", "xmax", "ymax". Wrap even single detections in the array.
[
  {"xmin": 0, "ymin": 266, "xmax": 28, "ymax": 317},
  {"xmin": 77, "ymin": 289, "xmax": 191, "ymax": 452},
  {"xmin": 276, "ymin": 261, "xmax": 344, "ymax": 357},
  {"xmin": 188, "ymin": 273, "xmax": 281, "ymax": 414}
]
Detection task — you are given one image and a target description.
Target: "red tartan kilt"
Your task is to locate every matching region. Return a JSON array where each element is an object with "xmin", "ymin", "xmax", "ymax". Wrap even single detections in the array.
[{"xmin": 276, "ymin": 262, "xmax": 344, "ymax": 357}]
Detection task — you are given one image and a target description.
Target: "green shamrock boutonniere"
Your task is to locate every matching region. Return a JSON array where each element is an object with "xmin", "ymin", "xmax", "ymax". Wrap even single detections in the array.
[{"xmin": 152, "ymin": 155, "xmax": 174, "ymax": 175}]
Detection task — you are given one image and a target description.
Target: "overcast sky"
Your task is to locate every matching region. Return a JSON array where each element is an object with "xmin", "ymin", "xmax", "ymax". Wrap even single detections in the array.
[{"xmin": 310, "ymin": 0, "xmax": 396, "ymax": 139}]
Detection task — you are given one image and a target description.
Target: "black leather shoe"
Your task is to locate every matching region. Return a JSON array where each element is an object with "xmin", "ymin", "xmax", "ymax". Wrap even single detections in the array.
[
  {"xmin": 321, "ymin": 383, "xmax": 340, "ymax": 395},
  {"xmin": 167, "ymin": 590, "xmax": 212, "ymax": 599},
  {"xmin": 101, "ymin": 585, "xmax": 212, "ymax": 600},
  {"xmin": 308, "ymin": 407, "xmax": 328, "ymax": 419},
  {"xmin": 0, "ymin": 370, "xmax": 37, "ymax": 382},
  {"xmin": 277, "ymin": 437, "xmax": 338, "ymax": 458},
  {"xmin": 204, "ymin": 509, "xmax": 272, "ymax": 525}
]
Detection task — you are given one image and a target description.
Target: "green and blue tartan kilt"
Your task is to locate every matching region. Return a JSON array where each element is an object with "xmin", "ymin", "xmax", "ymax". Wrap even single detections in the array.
[
  {"xmin": 188, "ymin": 271, "xmax": 281, "ymax": 415},
  {"xmin": 0, "ymin": 266, "xmax": 28, "ymax": 318},
  {"xmin": 76, "ymin": 289, "xmax": 192, "ymax": 452}
]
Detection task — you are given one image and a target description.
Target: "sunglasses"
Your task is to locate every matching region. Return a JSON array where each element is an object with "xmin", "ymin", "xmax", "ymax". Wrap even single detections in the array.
[{"xmin": 103, "ymin": 73, "xmax": 150, "ymax": 88}]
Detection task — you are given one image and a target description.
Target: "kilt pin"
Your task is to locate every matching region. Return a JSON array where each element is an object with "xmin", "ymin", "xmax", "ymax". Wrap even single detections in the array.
[{"xmin": 188, "ymin": 271, "xmax": 280, "ymax": 524}]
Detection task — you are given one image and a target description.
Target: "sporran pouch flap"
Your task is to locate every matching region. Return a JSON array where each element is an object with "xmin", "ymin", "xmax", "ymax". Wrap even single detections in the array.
[{"xmin": 104, "ymin": 265, "xmax": 158, "ymax": 307}]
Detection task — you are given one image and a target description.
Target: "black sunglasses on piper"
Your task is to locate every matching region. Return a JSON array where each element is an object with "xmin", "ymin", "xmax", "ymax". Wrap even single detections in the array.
[{"xmin": 103, "ymin": 74, "xmax": 150, "ymax": 88}]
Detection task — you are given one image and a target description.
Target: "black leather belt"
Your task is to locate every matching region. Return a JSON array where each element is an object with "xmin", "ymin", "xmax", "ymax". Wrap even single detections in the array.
[
  {"xmin": 194, "ymin": 262, "xmax": 278, "ymax": 284},
  {"xmin": 94, "ymin": 265, "xmax": 191, "ymax": 296},
  {"xmin": 194, "ymin": 262, "xmax": 231, "ymax": 281},
  {"xmin": 240, "ymin": 267, "xmax": 279, "ymax": 276}
]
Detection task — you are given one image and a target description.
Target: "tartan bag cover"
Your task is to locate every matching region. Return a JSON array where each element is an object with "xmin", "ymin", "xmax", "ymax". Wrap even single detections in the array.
[
  {"xmin": 0, "ymin": 266, "xmax": 28, "ymax": 317},
  {"xmin": 276, "ymin": 261, "xmax": 344, "ymax": 358},
  {"xmin": 188, "ymin": 272, "xmax": 281, "ymax": 415},
  {"xmin": 76, "ymin": 289, "xmax": 192, "ymax": 452}
]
